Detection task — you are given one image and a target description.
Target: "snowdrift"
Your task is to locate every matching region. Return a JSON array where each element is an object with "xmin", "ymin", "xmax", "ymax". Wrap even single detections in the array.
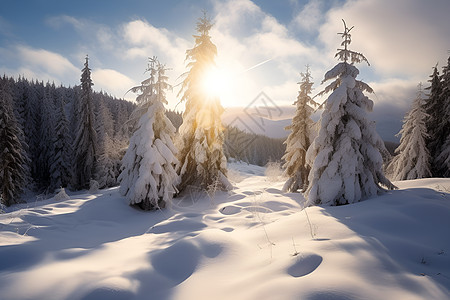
[{"xmin": 0, "ymin": 162, "xmax": 449, "ymax": 300}]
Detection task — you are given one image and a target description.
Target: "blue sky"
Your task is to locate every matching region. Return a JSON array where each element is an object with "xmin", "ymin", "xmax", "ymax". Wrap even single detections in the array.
[{"xmin": 1, "ymin": 0, "xmax": 450, "ymax": 141}]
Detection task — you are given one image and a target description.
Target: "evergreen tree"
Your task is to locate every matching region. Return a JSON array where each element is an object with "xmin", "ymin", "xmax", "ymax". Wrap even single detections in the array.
[
  {"xmin": 37, "ymin": 83, "xmax": 56, "ymax": 189},
  {"xmin": 73, "ymin": 56, "xmax": 97, "ymax": 189},
  {"xmin": 424, "ymin": 65, "xmax": 444, "ymax": 176},
  {"xmin": 11, "ymin": 77, "xmax": 32, "ymax": 187},
  {"xmin": 93, "ymin": 95, "xmax": 116, "ymax": 188},
  {"xmin": 126, "ymin": 56, "xmax": 158, "ymax": 130},
  {"xmin": 282, "ymin": 66, "xmax": 318, "ymax": 192},
  {"xmin": 305, "ymin": 20, "xmax": 395, "ymax": 206},
  {"xmin": 114, "ymin": 101, "xmax": 129, "ymax": 140},
  {"xmin": 388, "ymin": 84, "xmax": 431, "ymax": 180},
  {"xmin": 50, "ymin": 93, "xmax": 73, "ymax": 190},
  {"xmin": 0, "ymin": 77, "xmax": 26, "ymax": 206},
  {"xmin": 119, "ymin": 58, "xmax": 179, "ymax": 210},
  {"xmin": 434, "ymin": 55, "xmax": 450, "ymax": 177},
  {"xmin": 22, "ymin": 81, "xmax": 40, "ymax": 184},
  {"xmin": 176, "ymin": 13, "xmax": 230, "ymax": 192},
  {"xmin": 96, "ymin": 92, "xmax": 115, "ymax": 138}
]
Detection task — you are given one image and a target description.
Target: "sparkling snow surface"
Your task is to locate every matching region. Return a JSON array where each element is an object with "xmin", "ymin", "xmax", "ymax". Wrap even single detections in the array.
[{"xmin": 0, "ymin": 162, "xmax": 449, "ymax": 300}]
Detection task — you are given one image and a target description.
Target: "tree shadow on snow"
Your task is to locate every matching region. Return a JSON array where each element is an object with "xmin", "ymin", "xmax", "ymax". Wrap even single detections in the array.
[
  {"xmin": 319, "ymin": 187, "xmax": 450, "ymax": 298},
  {"xmin": 0, "ymin": 188, "xmax": 211, "ymax": 300}
]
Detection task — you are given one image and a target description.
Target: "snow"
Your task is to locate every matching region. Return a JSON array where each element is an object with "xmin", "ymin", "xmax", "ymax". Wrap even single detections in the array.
[{"xmin": 1, "ymin": 162, "xmax": 449, "ymax": 300}]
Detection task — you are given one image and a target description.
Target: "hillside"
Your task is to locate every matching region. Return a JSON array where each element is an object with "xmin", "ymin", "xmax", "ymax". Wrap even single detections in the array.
[{"xmin": 0, "ymin": 162, "xmax": 449, "ymax": 300}]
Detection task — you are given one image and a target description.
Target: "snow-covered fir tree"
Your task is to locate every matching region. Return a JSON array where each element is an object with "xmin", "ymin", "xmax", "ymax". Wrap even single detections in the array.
[
  {"xmin": 388, "ymin": 83, "xmax": 431, "ymax": 180},
  {"xmin": 114, "ymin": 101, "xmax": 130, "ymax": 141},
  {"xmin": 50, "ymin": 93, "xmax": 73, "ymax": 190},
  {"xmin": 37, "ymin": 83, "xmax": 56, "ymax": 189},
  {"xmin": 282, "ymin": 66, "xmax": 318, "ymax": 192},
  {"xmin": 434, "ymin": 55, "xmax": 450, "ymax": 177},
  {"xmin": 96, "ymin": 92, "xmax": 115, "ymax": 138},
  {"xmin": 305, "ymin": 20, "xmax": 395, "ymax": 206},
  {"xmin": 93, "ymin": 96, "xmax": 117, "ymax": 189},
  {"xmin": 0, "ymin": 77, "xmax": 26, "ymax": 206},
  {"xmin": 20, "ymin": 80, "xmax": 39, "ymax": 185},
  {"xmin": 12, "ymin": 77, "xmax": 32, "ymax": 187},
  {"xmin": 176, "ymin": 13, "xmax": 230, "ymax": 192},
  {"xmin": 119, "ymin": 58, "xmax": 179, "ymax": 210},
  {"xmin": 73, "ymin": 56, "xmax": 97, "ymax": 189},
  {"xmin": 424, "ymin": 65, "xmax": 444, "ymax": 176}
]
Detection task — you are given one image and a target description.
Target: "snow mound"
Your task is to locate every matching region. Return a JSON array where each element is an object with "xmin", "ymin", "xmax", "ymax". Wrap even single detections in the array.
[{"xmin": 0, "ymin": 162, "xmax": 449, "ymax": 300}]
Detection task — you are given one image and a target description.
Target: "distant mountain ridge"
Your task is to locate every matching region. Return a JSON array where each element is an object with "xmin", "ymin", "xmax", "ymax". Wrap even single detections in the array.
[{"xmin": 222, "ymin": 106, "xmax": 295, "ymax": 139}]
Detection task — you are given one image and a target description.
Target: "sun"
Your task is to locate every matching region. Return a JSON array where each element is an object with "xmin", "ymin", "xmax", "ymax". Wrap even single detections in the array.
[{"xmin": 201, "ymin": 66, "xmax": 230, "ymax": 99}]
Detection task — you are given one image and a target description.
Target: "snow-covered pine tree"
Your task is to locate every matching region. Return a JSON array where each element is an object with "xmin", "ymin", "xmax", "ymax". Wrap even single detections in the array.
[
  {"xmin": 12, "ymin": 77, "xmax": 32, "ymax": 188},
  {"xmin": 0, "ymin": 77, "xmax": 26, "ymax": 206},
  {"xmin": 282, "ymin": 66, "xmax": 318, "ymax": 192},
  {"xmin": 434, "ymin": 55, "xmax": 450, "ymax": 177},
  {"xmin": 176, "ymin": 13, "xmax": 230, "ymax": 192},
  {"xmin": 388, "ymin": 83, "xmax": 431, "ymax": 180},
  {"xmin": 73, "ymin": 55, "xmax": 97, "ymax": 189},
  {"xmin": 114, "ymin": 101, "xmax": 130, "ymax": 141},
  {"xmin": 96, "ymin": 92, "xmax": 115, "ymax": 138},
  {"xmin": 119, "ymin": 58, "xmax": 179, "ymax": 210},
  {"xmin": 424, "ymin": 65, "xmax": 444, "ymax": 176},
  {"xmin": 21, "ymin": 80, "xmax": 40, "ymax": 184},
  {"xmin": 93, "ymin": 95, "xmax": 116, "ymax": 189},
  {"xmin": 50, "ymin": 93, "xmax": 73, "ymax": 190},
  {"xmin": 305, "ymin": 20, "xmax": 395, "ymax": 206},
  {"xmin": 37, "ymin": 83, "xmax": 56, "ymax": 189}
]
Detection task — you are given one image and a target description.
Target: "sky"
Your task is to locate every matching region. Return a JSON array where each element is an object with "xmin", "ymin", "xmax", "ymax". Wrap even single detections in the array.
[{"xmin": 1, "ymin": 0, "xmax": 449, "ymax": 141}]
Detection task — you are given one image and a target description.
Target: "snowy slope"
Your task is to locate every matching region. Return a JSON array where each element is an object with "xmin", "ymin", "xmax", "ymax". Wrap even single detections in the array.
[{"xmin": 0, "ymin": 163, "xmax": 449, "ymax": 300}]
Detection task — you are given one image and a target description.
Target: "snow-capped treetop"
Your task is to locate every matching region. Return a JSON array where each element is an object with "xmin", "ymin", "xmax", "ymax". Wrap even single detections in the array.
[
  {"xmin": 129, "ymin": 56, "xmax": 158, "ymax": 105},
  {"xmin": 178, "ymin": 12, "xmax": 218, "ymax": 104},
  {"xmin": 196, "ymin": 11, "xmax": 213, "ymax": 36},
  {"xmin": 81, "ymin": 55, "xmax": 94, "ymax": 101},
  {"xmin": 126, "ymin": 57, "xmax": 159, "ymax": 130},
  {"xmin": 335, "ymin": 20, "xmax": 370, "ymax": 66},
  {"xmin": 317, "ymin": 21, "xmax": 372, "ymax": 99}
]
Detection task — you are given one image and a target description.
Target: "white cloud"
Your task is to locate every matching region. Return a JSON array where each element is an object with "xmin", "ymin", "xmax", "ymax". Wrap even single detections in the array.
[
  {"xmin": 120, "ymin": 19, "xmax": 191, "ymax": 107},
  {"xmin": 47, "ymin": 15, "xmax": 116, "ymax": 53},
  {"xmin": 17, "ymin": 46, "xmax": 79, "ymax": 76},
  {"xmin": 369, "ymin": 78, "xmax": 418, "ymax": 109},
  {"xmin": 121, "ymin": 19, "xmax": 189, "ymax": 63},
  {"xmin": 92, "ymin": 69, "xmax": 135, "ymax": 98},
  {"xmin": 46, "ymin": 15, "xmax": 85, "ymax": 31},
  {"xmin": 293, "ymin": 0, "xmax": 325, "ymax": 32},
  {"xmin": 319, "ymin": 0, "xmax": 450, "ymax": 78}
]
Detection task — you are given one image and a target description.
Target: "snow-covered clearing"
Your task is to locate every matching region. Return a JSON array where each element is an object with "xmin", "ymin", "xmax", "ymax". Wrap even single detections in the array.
[{"xmin": 1, "ymin": 162, "xmax": 449, "ymax": 300}]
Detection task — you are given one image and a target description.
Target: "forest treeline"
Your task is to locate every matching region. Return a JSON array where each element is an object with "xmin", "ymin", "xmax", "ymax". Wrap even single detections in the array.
[
  {"xmin": 0, "ymin": 75, "xmax": 284, "ymax": 197},
  {"xmin": 0, "ymin": 75, "xmax": 135, "ymax": 195}
]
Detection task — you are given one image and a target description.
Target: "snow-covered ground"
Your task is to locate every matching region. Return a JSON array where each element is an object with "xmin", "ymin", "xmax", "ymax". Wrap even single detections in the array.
[{"xmin": 1, "ymin": 162, "xmax": 449, "ymax": 300}]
